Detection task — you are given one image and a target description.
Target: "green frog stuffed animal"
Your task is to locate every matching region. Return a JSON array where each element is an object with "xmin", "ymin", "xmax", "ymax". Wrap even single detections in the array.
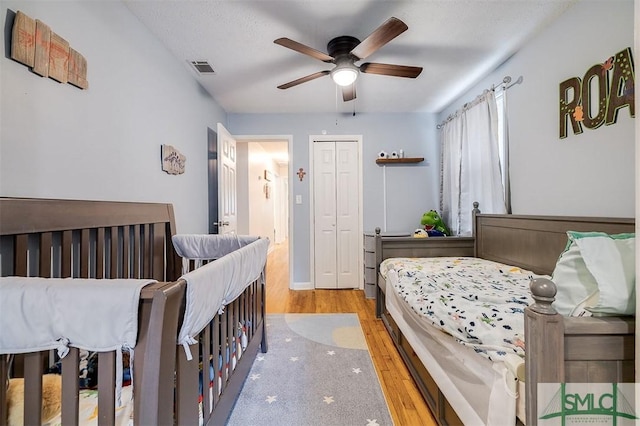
[{"xmin": 420, "ymin": 210, "xmax": 451, "ymax": 236}]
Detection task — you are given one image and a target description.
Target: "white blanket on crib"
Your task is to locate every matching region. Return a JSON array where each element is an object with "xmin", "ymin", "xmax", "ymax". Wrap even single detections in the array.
[
  {"xmin": 177, "ymin": 238, "xmax": 269, "ymax": 360},
  {"xmin": 0, "ymin": 277, "xmax": 155, "ymax": 355}
]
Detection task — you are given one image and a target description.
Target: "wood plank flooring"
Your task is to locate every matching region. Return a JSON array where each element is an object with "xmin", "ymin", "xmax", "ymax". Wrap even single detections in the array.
[{"xmin": 265, "ymin": 240, "xmax": 436, "ymax": 426}]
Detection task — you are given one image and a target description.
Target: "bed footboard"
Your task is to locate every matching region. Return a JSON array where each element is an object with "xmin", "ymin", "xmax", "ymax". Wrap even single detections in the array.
[{"xmin": 525, "ymin": 278, "xmax": 635, "ymax": 426}]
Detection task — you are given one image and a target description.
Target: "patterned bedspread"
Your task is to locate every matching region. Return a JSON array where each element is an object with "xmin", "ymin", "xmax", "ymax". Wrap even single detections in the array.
[{"xmin": 381, "ymin": 257, "xmax": 537, "ymax": 361}]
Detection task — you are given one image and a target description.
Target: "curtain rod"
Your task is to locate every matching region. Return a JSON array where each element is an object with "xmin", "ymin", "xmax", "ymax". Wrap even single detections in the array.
[
  {"xmin": 437, "ymin": 75, "xmax": 523, "ymax": 129},
  {"xmin": 495, "ymin": 75, "xmax": 524, "ymax": 91}
]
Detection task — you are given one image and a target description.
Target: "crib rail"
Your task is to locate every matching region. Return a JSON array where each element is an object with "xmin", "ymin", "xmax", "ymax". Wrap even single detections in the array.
[
  {"xmin": 176, "ymin": 276, "xmax": 267, "ymax": 425},
  {"xmin": 0, "ymin": 198, "xmax": 180, "ymax": 281},
  {"xmin": 0, "ymin": 280, "xmax": 185, "ymax": 426}
]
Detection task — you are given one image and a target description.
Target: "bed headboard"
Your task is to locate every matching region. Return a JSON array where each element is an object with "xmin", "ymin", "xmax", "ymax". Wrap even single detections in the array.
[
  {"xmin": 0, "ymin": 197, "xmax": 181, "ymax": 281},
  {"xmin": 475, "ymin": 214, "xmax": 635, "ymax": 275}
]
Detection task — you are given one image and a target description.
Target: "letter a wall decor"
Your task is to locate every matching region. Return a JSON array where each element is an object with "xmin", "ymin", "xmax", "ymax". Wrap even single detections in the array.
[{"xmin": 559, "ymin": 47, "xmax": 634, "ymax": 139}]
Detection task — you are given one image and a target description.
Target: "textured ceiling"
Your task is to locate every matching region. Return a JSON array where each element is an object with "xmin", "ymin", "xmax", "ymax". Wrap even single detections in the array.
[{"xmin": 124, "ymin": 0, "xmax": 576, "ymax": 114}]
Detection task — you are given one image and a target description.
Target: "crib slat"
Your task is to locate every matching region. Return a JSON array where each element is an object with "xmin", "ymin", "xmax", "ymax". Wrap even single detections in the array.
[
  {"xmin": 14, "ymin": 234, "xmax": 28, "ymax": 276},
  {"xmin": 222, "ymin": 310, "xmax": 230, "ymax": 383},
  {"xmin": 133, "ymin": 224, "xmax": 141, "ymax": 278},
  {"xmin": 152, "ymin": 223, "xmax": 164, "ymax": 280},
  {"xmin": 97, "ymin": 227, "xmax": 105, "ymax": 278},
  {"xmin": 23, "ymin": 352, "xmax": 44, "ymax": 426},
  {"xmin": 97, "ymin": 352, "xmax": 116, "ymax": 426},
  {"xmin": 0, "ymin": 355, "xmax": 8, "ymax": 423},
  {"xmin": 213, "ymin": 314, "xmax": 221, "ymax": 408},
  {"xmin": 176, "ymin": 344, "xmax": 200, "ymax": 426},
  {"xmin": 249, "ymin": 282, "xmax": 255, "ymax": 338},
  {"xmin": 123, "ymin": 226, "xmax": 131, "ymax": 278},
  {"xmin": 80, "ymin": 228, "xmax": 90, "ymax": 278},
  {"xmin": 109, "ymin": 227, "xmax": 117, "ymax": 278},
  {"xmin": 39, "ymin": 232, "xmax": 52, "ymax": 278},
  {"xmin": 61, "ymin": 348, "xmax": 80, "ymax": 425},
  {"xmin": 61, "ymin": 230, "xmax": 72, "ymax": 278},
  {"xmin": 203, "ymin": 323, "xmax": 213, "ymax": 422},
  {"xmin": 142, "ymin": 224, "xmax": 150, "ymax": 278}
]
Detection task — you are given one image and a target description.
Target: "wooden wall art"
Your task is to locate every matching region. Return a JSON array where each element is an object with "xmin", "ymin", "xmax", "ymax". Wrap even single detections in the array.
[
  {"xmin": 33, "ymin": 19, "xmax": 51, "ymax": 77},
  {"xmin": 10, "ymin": 10, "xmax": 88, "ymax": 89},
  {"xmin": 559, "ymin": 47, "xmax": 635, "ymax": 138},
  {"xmin": 162, "ymin": 145, "xmax": 186, "ymax": 175}
]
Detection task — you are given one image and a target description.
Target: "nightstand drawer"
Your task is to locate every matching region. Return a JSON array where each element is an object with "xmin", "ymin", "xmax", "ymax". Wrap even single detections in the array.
[
  {"xmin": 364, "ymin": 251, "xmax": 376, "ymax": 268},
  {"xmin": 364, "ymin": 234, "xmax": 376, "ymax": 251},
  {"xmin": 364, "ymin": 267, "xmax": 376, "ymax": 284}
]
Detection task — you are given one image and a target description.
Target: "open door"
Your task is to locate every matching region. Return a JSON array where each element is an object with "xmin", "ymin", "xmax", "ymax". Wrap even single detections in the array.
[{"xmin": 215, "ymin": 123, "xmax": 237, "ymax": 235}]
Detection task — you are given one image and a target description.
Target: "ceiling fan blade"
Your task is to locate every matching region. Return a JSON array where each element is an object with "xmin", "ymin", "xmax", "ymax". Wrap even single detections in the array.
[
  {"xmin": 342, "ymin": 84, "xmax": 356, "ymax": 102},
  {"xmin": 360, "ymin": 62, "xmax": 422, "ymax": 78},
  {"xmin": 277, "ymin": 70, "xmax": 331, "ymax": 90},
  {"xmin": 350, "ymin": 17, "xmax": 408, "ymax": 60},
  {"xmin": 274, "ymin": 38, "xmax": 334, "ymax": 63}
]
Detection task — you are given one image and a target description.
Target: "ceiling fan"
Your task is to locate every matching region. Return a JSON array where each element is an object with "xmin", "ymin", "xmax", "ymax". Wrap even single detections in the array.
[{"xmin": 274, "ymin": 17, "xmax": 422, "ymax": 102}]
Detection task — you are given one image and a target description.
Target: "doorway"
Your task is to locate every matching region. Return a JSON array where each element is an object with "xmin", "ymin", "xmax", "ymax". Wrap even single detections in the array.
[
  {"xmin": 310, "ymin": 135, "xmax": 363, "ymax": 290},
  {"xmin": 235, "ymin": 135, "xmax": 292, "ymax": 289}
]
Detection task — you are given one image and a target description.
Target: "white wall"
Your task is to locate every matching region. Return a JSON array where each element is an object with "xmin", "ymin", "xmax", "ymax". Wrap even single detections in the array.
[
  {"xmin": 275, "ymin": 163, "xmax": 289, "ymax": 243},
  {"xmin": 439, "ymin": 0, "xmax": 635, "ymax": 218},
  {"xmin": 236, "ymin": 143, "xmax": 250, "ymax": 234},
  {"xmin": 0, "ymin": 1, "xmax": 226, "ymax": 233},
  {"xmin": 228, "ymin": 113, "xmax": 439, "ymax": 284},
  {"xmin": 247, "ymin": 143, "xmax": 277, "ymax": 242}
]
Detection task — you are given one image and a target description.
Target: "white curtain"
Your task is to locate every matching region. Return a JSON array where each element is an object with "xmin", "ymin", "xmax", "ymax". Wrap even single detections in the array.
[{"xmin": 440, "ymin": 90, "xmax": 506, "ymax": 236}]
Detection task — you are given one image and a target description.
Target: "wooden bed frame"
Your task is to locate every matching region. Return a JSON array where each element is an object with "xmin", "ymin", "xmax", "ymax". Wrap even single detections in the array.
[
  {"xmin": 0, "ymin": 197, "xmax": 267, "ymax": 425},
  {"xmin": 375, "ymin": 213, "xmax": 635, "ymax": 426}
]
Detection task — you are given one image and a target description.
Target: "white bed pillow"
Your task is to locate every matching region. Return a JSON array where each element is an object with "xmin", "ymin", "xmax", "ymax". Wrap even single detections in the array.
[{"xmin": 551, "ymin": 231, "xmax": 635, "ymax": 316}]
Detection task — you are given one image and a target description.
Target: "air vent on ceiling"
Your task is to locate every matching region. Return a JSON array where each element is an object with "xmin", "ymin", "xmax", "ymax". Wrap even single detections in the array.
[{"xmin": 190, "ymin": 60, "xmax": 215, "ymax": 74}]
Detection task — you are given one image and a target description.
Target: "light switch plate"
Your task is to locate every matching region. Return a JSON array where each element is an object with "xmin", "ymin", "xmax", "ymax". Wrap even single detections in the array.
[{"xmin": 295, "ymin": 195, "xmax": 302, "ymax": 204}]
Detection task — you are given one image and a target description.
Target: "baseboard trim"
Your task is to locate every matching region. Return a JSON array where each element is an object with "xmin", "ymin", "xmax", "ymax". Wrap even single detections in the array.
[{"xmin": 291, "ymin": 281, "xmax": 313, "ymax": 290}]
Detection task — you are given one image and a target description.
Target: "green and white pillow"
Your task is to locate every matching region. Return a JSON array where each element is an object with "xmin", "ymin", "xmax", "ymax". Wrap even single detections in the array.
[{"xmin": 551, "ymin": 231, "xmax": 635, "ymax": 316}]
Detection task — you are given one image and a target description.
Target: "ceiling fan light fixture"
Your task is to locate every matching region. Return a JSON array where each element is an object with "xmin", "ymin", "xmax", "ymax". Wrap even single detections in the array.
[{"xmin": 331, "ymin": 64, "xmax": 358, "ymax": 86}]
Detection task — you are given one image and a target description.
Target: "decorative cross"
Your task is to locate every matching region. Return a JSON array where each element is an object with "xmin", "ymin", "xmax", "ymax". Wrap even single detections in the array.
[{"xmin": 297, "ymin": 168, "xmax": 306, "ymax": 181}]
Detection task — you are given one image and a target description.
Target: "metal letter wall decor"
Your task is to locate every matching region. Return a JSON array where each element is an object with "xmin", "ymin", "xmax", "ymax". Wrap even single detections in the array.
[
  {"xmin": 10, "ymin": 10, "xmax": 88, "ymax": 89},
  {"xmin": 559, "ymin": 47, "xmax": 634, "ymax": 138}
]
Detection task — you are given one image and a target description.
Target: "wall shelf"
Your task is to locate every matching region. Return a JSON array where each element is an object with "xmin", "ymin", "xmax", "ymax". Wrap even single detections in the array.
[{"xmin": 376, "ymin": 157, "xmax": 424, "ymax": 165}]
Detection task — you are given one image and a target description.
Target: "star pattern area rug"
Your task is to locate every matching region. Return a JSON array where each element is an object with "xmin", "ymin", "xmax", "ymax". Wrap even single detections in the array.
[{"xmin": 226, "ymin": 313, "xmax": 393, "ymax": 426}]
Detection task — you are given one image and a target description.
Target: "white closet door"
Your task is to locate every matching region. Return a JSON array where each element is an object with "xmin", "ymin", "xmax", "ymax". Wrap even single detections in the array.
[
  {"xmin": 335, "ymin": 142, "xmax": 359, "ymax": 288},
  {"xmin": 313, "ymin": 141, "xmax": 359, "ymax": 289},
  {"xmin": 313, "ymin": 142, "xmax": 337, "ymax": 288}
]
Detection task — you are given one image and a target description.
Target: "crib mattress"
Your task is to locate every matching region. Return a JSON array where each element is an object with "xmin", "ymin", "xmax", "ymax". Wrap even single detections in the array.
[{"xmin": 46, "ymin": 385, "xmax": 134, "ymax": 426}]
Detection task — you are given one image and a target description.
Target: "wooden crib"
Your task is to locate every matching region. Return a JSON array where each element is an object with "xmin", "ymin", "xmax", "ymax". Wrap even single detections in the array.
[{"xmin": 0, "ymin": 197, "xmax": 267, "ymax": 426}]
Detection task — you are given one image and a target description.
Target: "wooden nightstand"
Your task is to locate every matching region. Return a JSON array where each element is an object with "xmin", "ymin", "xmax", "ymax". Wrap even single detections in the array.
[
  {"xmin": 363, "ymin": 231, "xmax": 411, "ymax": 299},
  {"xmin": 365, "ymin": 228, "xmax": 475, "ymax": 315}
]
